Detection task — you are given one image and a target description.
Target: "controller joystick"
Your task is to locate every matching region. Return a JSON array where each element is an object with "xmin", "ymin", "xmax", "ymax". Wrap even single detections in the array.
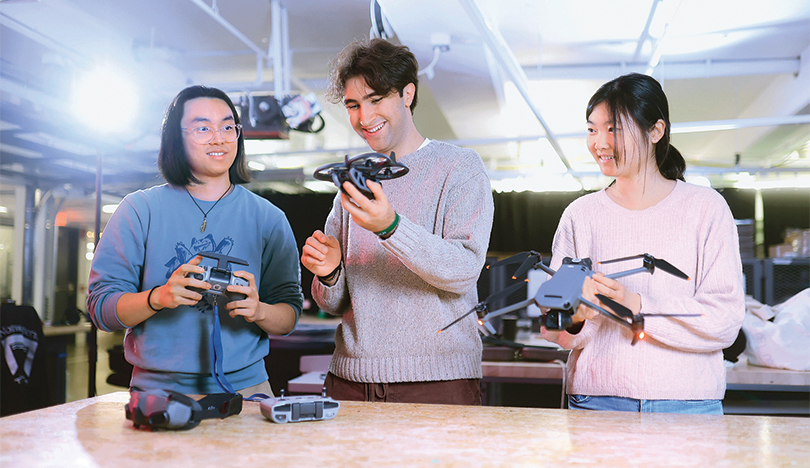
[{"xmin": 185, "ymin": 252, "xmax": 250, "ymax": 302}]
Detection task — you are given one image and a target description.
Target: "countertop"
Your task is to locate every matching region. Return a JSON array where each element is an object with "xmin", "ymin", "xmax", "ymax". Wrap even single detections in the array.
[
  {"xmin": 726, "ymin": 359, "xmax": 810, "ymax": 389},
  {"xmin": 1, "ymin": 392, "xmax": 808, "ymax": 467},
  {"xmin": 481, "ymin": 359, "xmax": 810, "ymax": 389}
]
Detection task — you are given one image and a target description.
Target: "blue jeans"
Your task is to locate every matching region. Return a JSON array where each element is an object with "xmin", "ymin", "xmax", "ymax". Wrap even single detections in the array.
[{"xmin": 568, "ymin": 394, "xmax": 724, "ymax": 415}]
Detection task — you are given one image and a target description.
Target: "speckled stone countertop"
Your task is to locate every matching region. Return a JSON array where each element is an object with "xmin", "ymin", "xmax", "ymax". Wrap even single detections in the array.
[{"xmin": 1, "ymin": 392, "xmax": 808, "ymax": 467}]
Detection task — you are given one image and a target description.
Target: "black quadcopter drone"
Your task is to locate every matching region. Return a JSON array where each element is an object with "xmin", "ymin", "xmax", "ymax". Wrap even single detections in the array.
[
  {"xmin": 440, "ymin": 252, "xmax": 699, "ymax": 345},
  {"xmin": 313, "ymin": 151, "xmax": 409, "ymax": 200}
]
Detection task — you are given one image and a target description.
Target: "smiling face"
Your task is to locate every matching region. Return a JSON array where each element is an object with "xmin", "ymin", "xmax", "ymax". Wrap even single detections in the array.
[
  {"xmin": 343, "ymin": 76, "xmax": 415, "ymax": 156},
  {"xmin": 586, "ymin": 102, "xmax": 651, "ymax": 179},
  {"xmin": 181, "ymin": 97, "xmax": 238, "ymax": 184}
]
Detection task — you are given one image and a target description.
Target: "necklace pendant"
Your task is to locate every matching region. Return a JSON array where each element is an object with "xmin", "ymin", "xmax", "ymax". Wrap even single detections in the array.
[{"xmin": 185, "ymin": 184, "xmax": 230, "ymax": 234}]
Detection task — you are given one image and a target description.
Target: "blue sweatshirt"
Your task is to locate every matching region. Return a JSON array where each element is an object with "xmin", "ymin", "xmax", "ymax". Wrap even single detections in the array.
[{"xmin": 87, "ymin": 184, "xmax": 303, "ymax": 393}]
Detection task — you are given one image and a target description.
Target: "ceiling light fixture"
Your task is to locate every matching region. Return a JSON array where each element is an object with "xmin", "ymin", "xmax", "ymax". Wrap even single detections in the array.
[
  {"xmin": 71, "ymin": 63, "xmax": 140, "ymax": 135},
  {"xmin": 247, "ymin": 161, "xmax": 266, "ymax": 171}
]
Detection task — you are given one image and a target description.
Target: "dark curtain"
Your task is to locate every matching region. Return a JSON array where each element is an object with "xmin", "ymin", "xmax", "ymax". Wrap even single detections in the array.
[
  {"xmin": 258, "ymin": 191, "xmax": 336, "ymax": 313},
  {"xmin": 761, "ymin": 188, "xmax": 810, "ymax": 250},
  {"xmin": 489, "ymin": 191, "xmax": 587, "ymax": 254},
  {"xmin": 716, "ymin": 188, "xmax": 756, "ymax": 221}
]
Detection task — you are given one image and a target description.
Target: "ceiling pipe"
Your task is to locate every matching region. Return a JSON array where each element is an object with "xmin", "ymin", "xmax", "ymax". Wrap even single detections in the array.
[
  {"xmin": 644, "ymin": 0, "xmax": 685, "ymax": 75},
  {"xmin": 491, "ymin": 166, "xmax": 810, "ymax": 181},
  {"xmin": 671, "ymin": 114, "xmax": 810, "ymax": 134},
  {"xmin": 270, "ymin": 0, "xmax": 287, "ymax": 98},
  {"xmin": 283, "ymin": 7, "xmax": 292, "ymax": 97},
  {"xmin": 525, "ymin": 58, "xmax": 801, "ymax": 81},
  {"xmin": 189, "ymin": 0, "xmax": 266, "ymax": 57},
  {"xmin": 253, "ymin": 113, "xmax": 810, "ymax": 158},
  {"xmin": 0, "ymin": 13, "xmax": 90, "ymax": 68},
  {"xmin": 633, "ymin": 0, "xmax": 662, "ymax": 62},
  {"xmin": 189, "ymin": 0, "xmax": 291, "ymax": 92},
  {"xmin": 458, "ymin": 0, "xmax": 572, "ymax": 172}
]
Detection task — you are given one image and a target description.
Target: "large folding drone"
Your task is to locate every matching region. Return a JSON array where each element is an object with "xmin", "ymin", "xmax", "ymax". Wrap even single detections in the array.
[
  {"xmin": 440, "ymin": 252, "xmax": 699, "ymax": 345},
  {"xmin": 314, "ymin": 151, "xmax": 409, "ymax": 199}
]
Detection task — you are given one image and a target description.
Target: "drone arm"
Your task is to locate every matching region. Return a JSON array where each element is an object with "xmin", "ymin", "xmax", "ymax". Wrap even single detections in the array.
[
  {"xmin": 604, "ymin": 267, "xmax": 648, "ymax": 280},
  {"xmin": 479, "ymin": 299, "xmax": 535, "ymax": 323},
  {"xmin": 534, "ymin": 262, "xmax": 556, "ymax": 277}
]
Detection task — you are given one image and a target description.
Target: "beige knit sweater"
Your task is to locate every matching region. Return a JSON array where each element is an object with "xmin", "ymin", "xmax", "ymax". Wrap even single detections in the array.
[
  {"xmin": 312, "ymin": 140, "xmax": 494, "ymax": 383},
  {"xmin": 542, "ymin": 180, "xmax": 745, "ymax": 400}
]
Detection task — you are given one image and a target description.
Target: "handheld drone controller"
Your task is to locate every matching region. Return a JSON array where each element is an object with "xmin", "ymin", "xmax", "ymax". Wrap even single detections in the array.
[
  {"xmin": 260, "ymin": 389, "xmax": 340, "ymax": 424},
  {"xmin": 186, "ymin": 252, "xmax": 249, "ymax": 302},
  {"xmin": 313, "ymin": 151, "xmax": 409, "ymax": 200}
]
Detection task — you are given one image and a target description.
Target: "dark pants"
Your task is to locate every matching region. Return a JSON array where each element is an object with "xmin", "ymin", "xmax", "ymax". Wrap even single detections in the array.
[{"xmin": 324, "ymin": 372, "xmax": 482, "ymax": 405}]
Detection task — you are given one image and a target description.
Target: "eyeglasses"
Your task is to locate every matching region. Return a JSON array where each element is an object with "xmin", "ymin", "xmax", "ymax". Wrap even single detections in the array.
[{"xmin": 182, "ymin": 124, "xmax": 242, "ymax": 144}]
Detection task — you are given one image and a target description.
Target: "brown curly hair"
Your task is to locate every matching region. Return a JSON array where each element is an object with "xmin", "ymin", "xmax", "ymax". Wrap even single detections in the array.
[{"xmin": 326, "ymin": 38, "xmax": 419, "ymax": 114}]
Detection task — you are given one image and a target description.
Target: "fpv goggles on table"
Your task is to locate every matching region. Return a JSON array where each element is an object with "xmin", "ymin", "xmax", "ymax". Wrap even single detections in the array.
[{"xmin": 125, "ymin": 387, "xmax": 242, "ymax": 431}]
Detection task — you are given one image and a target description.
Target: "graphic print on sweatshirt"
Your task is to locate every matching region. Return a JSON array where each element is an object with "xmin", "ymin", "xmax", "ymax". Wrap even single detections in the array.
[{"xmin": 164, "ymin": 234, "xmax": 237, "ymax": 312}]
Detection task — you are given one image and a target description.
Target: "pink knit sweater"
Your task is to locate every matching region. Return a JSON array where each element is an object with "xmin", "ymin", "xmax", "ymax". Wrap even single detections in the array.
[{"xmin": 542, "ymin": 181, "xmax": 745, "ymax": 400}]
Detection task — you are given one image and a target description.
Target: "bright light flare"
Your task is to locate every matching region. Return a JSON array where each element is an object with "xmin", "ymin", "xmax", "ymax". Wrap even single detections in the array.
[
  {"xmin": 102, "ymin": 204, "xmax": 119, "ymax": 214},
  {"xmin": 686, "ymin": 175, "xmax": 712, "ymax": 188},
  {"xmin": 72, "ymin": 63, "xmax": 140, "ymax": 135},
  {"xmin": 248, "ymin": 160, "xmax": 266, "ymax": 171}
]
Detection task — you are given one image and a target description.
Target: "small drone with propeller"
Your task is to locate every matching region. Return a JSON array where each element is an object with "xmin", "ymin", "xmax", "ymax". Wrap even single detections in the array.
[
  {"xmin": 440, "ymin": 252, "xmax": 699, "ymax": 345},
  {"xmin": 314, "ymin": 151, "xmax": 409, "ymax": 200}
]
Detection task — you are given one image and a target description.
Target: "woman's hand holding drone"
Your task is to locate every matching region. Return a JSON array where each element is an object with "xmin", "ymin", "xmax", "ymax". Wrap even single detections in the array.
[{"xmin": 574, "ymin": 273, "xmax": 642, "ymax": 324}]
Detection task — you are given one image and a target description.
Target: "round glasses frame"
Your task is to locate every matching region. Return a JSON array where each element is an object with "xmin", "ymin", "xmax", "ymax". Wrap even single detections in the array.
[{"xmin": 182, "ymin": 124, "xmax": 242, "ymax": 144}]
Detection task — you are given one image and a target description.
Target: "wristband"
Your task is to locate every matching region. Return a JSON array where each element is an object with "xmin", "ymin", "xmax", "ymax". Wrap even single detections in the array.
[
  {"xmin": 147, "ymin": 285, "xmax": 164, "ymax": 312},
  {"xmin": 374, "ymin": 212, "xmax": 400, "ymax": 239},
  {"xmin": 319, "ymin": 263, "xmax": 342, "ymax": 283}
]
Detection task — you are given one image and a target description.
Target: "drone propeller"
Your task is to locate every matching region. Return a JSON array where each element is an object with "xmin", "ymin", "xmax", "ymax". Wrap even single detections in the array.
[
  {"xmin": 599, "ymin": 254, "xmax": 689, "ymax": 280},
  {"xmin": 487, "ymin": 251, "xmax": 554, "ymax": 280},
  {"xmin": 313, "ymin": 152, "xmax": 409, "ymax": 200},
  {"xmin": 594, "ymin": 294, "xmax": 633, "ymax": 319},
  {"xmin": 438, "ymin": 303, "xmax": 484, "ymax": 333},
  {"xmin": 437, "ymin": 281, "xmax": 527, "ymax": 333},
  {"xmin": 485, "ymin": 281, "xmax": 530, "ymax": 306},
  {"xmin": 487, "ymin": 251, "xmax": 535, "ymax": 270},
  {"xmin": 594, "ymin": 293, "xmax": 702, "ymax": 344},
  {"xmin": 595, "ymin": 294, "xmax": 702, "ymax": 320}
]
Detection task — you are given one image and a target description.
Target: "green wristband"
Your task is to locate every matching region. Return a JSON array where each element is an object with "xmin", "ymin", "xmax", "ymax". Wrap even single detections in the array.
[{"xmin": 375, "ymin": 212, "xmax": 400, "ymax": 239}]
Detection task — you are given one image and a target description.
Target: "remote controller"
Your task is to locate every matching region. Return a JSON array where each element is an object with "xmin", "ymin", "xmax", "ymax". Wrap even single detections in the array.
[
  {"xmin": 185, "ymin": 252, "xmax": 249, "ymax": 302},
  {"xmin": 260, "ymin": 388, "xmax": 340, "ymax": 424}
]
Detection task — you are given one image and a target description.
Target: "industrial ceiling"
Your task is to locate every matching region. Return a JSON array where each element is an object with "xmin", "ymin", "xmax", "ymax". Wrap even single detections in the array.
[{"xmin": 1, "ymin": 0, "xmax": 809, "ymax": 228}]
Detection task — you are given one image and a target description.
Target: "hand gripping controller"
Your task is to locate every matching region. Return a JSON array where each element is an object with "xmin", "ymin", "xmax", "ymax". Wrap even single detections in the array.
[{"xmin": 186, "ymin": 252, "xmax": 249, "ymax": 302}]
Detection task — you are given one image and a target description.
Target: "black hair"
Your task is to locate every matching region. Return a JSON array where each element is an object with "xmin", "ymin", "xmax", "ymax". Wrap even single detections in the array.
[
  {"xmin": 158, "ymin": 85, "xmax": 250, "ymax": 186},
  {"xmin": 586, "ymin": 73, "xmax": 685, "ymax": 181},
  {"xmin": 326, "ymin": 38, "xmax": 419, "ymax": 114}
]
